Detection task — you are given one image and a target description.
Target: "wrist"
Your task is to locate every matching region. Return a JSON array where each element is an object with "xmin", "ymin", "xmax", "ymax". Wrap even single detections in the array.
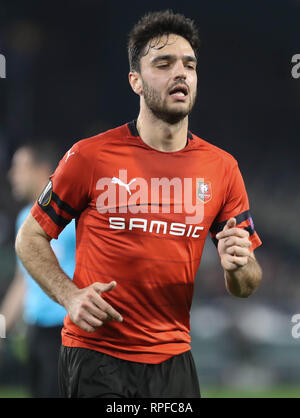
[
  {"xmin": 225, "ymin": 273, "xmax": 252, "ymax": 298},
  {"xmin": 56, "ymin": 277, "xmax": 79, "ymax": 311}
]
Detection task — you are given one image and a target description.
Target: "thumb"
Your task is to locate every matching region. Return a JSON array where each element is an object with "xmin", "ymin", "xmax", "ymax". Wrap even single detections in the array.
[
  {"xmin": 223, "ymin": 217, "xmax": 236, "ymax": 231},
  {"xmin": 94, "ymin": 281, "xmax": 117, "ymax": 294}
]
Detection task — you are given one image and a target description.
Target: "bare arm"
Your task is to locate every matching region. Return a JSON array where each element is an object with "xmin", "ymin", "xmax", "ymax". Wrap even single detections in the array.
[
  {"xmin": 15, "ymin": 213, "xmax": 123, "ymax": 332},
  {"xmin": 216, "ymin": 218, "xmax": 262, "ymax": 298},
  {"xmin": 0, "ymin": 267, "xmax": 26, "ymax": 332},
  {"xmin": 15, "ymin": 213, "xmax": 75, "ymax": 306},
  {"xmin": 224, "ymin": 252, "xmax": 262, "ymax": 298}
]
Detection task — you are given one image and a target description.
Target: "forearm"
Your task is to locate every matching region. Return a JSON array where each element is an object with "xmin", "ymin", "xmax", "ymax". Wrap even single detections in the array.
[
  {"xmin": 15, "ymin": 223, "xmax": 77, "ymax": 309},
  {"xmin": 224, "ymin": 256, "xmax": 262, "ymax": 298},
  {"xmin": 0, "ymin": 270, "xmax": 26, "ymax": 332},
  {"xmin": 14, "ymin": 215, "xmax": 123, "ymax": 334}
]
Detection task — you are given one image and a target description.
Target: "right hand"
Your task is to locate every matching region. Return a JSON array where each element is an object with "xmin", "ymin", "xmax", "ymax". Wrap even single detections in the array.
[{"xmin": 66, "ymin": 281, "xmax": 123, "ymax": 333}]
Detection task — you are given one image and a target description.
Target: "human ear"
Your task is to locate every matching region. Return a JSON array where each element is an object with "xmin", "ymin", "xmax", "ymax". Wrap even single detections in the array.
[{"xmin": 128, "ymin": 71, "xmax": 143, "ymax": 95}]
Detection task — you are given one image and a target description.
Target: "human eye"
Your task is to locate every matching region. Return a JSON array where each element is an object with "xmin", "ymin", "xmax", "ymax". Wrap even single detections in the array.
[
  {"xmin": 156, "ymin": 62, "xmax": 170, "ymax": 68},
  {"xmin": 186, "ymin": 62, "xmax": 196, "ymax": 70}
]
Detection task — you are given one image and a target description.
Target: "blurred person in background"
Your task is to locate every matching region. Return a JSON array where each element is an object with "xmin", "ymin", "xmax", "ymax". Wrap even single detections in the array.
[{"xmin": 0, "ymin": 142, "xmax": 76, "ymax": 397}]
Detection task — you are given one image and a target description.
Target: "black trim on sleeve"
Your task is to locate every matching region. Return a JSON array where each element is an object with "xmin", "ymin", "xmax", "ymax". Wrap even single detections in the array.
[
  {"xmin": 211, "ymin": 225, "xmax": 254, "ymax": 248},
  {"xmin": 244, "ymin": 225, "xmax": 255, "ymax": 236},
  {"xmin": 51, "ymin": 192, "xmax": 80, "ymax": 218},
  {"xmin": 210, "ymin": 210, "xmax": 251, "ymax": 234},
  {"xmin": 40, "ymin": 204, "xmax": 70, "ymax": 228}
]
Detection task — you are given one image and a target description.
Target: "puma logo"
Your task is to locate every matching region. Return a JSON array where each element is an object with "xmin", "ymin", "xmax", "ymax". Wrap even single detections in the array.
[
  {"xmin": 65, "ymin": 149, "xmax": 75, "ymax": 162},
  {"xmin": 111, "ymin": 177, "xmax": 136, "ymax": 195}
]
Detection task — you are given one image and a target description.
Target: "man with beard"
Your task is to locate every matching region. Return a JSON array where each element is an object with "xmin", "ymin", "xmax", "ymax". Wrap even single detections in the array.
[{"xmin": 15, "ymin": 10, "xmax": 262, "ymax": 398}]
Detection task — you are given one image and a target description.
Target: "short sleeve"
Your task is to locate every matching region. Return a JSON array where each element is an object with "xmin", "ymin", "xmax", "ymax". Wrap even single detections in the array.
[
  {"xmin": 210, "ymin": 162, "xmax": 262, "ymax": 251},
  {"xmin": 31, "ymin": 143, "xmax": 93, "ymax": 239}
]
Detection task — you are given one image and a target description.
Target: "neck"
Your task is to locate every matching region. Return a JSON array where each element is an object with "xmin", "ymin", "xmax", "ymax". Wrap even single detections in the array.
[{"xmin": 136, "ymin": 106, "xmax": 189, "ymax": 152}]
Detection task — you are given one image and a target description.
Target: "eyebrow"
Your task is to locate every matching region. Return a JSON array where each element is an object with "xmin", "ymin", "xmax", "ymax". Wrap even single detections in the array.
[{"xmin": 150, "ymin": 54, "xmax": 197, "ymax": 64}]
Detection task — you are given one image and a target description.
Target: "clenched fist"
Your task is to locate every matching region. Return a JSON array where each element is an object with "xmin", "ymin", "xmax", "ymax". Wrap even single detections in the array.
[{"xmin": 216, "ymin": 217, "xmax": 252, "ymax": 271}]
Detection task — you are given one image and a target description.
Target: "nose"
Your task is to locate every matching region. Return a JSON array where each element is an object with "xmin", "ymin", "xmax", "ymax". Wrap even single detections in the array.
[{"xmin": 173, "ymin": 59, "xmax": 187, "ymax": 80}]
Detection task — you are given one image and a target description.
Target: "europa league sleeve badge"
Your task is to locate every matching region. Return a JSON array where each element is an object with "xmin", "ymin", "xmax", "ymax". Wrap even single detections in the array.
[{"xmin": 38, "ymin": 180, "xmax": 53, "ymax": 207}]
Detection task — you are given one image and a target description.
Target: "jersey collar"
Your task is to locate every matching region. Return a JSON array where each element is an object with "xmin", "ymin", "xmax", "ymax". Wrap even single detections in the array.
[{"xmin": 128, "ymin": 120, "xmax": 193, "ymax": 140}]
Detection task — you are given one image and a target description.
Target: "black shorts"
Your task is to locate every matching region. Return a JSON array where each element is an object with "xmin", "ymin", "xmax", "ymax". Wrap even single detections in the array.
[{"xmin": 58, "ymin": 346, "xmax": 201, "ymax": 398}]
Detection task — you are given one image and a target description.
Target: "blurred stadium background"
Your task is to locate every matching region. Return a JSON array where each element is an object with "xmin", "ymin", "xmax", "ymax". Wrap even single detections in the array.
[{"xmin": 0, "ymin": 0, "xmax": 299, "ymax": 398}]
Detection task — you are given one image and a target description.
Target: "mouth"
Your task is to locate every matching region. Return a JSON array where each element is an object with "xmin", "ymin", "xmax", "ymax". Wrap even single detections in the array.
[{"xmin": 169, "ymin": 84, "xmax": 189, "ymax": 100}]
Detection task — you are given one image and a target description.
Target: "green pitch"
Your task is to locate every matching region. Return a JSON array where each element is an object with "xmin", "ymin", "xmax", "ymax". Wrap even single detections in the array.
[{"xmin": 0, "ymin": 385, "xmax": 299, "ymax": 398}]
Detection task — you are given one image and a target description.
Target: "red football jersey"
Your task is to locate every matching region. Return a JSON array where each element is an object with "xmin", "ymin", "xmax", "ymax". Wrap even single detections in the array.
[{"xmin": 31, "ymin": 121, "xmax": 262, "ymax": 363}]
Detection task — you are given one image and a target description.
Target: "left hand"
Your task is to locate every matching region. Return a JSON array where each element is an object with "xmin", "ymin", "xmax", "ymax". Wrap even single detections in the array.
[{"xmin": 216, "ymin": 218, "xmax": 252, "ymax": 271}]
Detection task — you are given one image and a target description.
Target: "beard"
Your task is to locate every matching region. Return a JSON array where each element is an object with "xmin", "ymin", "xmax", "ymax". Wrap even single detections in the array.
[{"xmin": 141, "ymin": 78, "xmax": 197, "ymax": 125}]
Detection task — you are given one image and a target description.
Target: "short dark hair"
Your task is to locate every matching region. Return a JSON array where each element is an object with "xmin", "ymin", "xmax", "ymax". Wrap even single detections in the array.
[{"xmin": 128, "ymin": 10, "xmax": 200, "ymax": 72}]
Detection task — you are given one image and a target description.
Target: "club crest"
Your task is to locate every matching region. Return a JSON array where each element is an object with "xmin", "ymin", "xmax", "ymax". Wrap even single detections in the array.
[{"xmin": 197, "ymin": 181, "xmax": 212, "ymax": 203}]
